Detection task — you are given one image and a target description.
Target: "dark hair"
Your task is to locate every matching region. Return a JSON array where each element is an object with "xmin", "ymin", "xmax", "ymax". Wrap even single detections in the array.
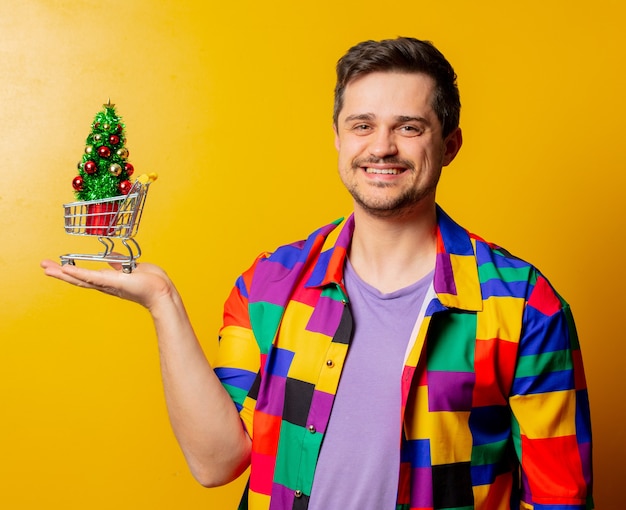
[{"xmin": 333, "ymin": 37, "xmax": 461, "ymax": 138}]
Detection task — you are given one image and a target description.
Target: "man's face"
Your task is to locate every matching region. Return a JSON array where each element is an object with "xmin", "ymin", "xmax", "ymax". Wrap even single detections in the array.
[{"xmin": 334, "ymin": 72, "xmax": 461, "ymax": 218}]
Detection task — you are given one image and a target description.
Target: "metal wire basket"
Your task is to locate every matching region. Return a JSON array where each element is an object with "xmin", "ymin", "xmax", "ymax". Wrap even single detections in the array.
[{"xmin": 60, "ymin": 176, "xmax": 155, "ymax": 273}]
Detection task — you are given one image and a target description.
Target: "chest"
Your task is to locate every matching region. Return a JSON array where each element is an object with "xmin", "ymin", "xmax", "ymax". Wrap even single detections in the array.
[{"xmin": 253, "ymin": 290, "xmax": 524, "ymax": 427}]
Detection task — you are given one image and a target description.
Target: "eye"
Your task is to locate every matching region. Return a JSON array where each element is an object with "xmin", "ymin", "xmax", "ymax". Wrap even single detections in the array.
[
  {"xmin": 350, "ymin": 123, "xmax": 373, "ymax": 135},
  {"xmin": 398, "ymin": 125, "xmax": 423, "ymax": 136}
]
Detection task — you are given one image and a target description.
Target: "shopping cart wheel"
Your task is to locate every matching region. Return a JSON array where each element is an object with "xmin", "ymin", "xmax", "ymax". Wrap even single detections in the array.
[{"xmin": 122, "ymin": 261, "xmax": 136, "ymax": 274}]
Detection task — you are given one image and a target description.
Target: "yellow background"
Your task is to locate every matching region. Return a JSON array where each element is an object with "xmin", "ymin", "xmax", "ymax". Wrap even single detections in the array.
[{"xmin": 1, "ymin": 0, "xmax": 623, "ymax": 507}]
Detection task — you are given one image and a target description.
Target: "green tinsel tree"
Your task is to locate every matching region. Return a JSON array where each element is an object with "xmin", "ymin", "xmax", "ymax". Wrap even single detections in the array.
[{"xmin": 72, "ymin": 101, "xmax": 135, "ymax": 201}]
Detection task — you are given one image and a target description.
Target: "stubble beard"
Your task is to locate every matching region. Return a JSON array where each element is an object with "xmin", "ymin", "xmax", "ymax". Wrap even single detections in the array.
[{"xmin": 345, "ymin": 158, "xmax": 441, "ymax": 219}]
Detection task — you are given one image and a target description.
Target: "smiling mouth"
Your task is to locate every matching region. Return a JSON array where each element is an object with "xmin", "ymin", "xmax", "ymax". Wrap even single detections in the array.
[{"xmin": 363, "ymin": 167, "xmax": 405, "ymax": 175}]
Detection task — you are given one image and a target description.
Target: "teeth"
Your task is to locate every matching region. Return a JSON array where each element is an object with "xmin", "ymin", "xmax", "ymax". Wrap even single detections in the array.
[{"xmin": 365, "ymin": 168, "xmax": 401, "ymax": 175}]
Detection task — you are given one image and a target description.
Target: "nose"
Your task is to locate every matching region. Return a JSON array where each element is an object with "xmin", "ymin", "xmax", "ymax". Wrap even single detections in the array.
[{"xmin": 368, "ymin": 129, "xmax": 398, "ymax": 158}]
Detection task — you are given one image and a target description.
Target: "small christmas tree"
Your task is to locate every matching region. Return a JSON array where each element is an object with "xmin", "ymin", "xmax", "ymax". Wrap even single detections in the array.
[{"xmin": 72, "ymin": 100, "xmax": 135, "ymax": 201}]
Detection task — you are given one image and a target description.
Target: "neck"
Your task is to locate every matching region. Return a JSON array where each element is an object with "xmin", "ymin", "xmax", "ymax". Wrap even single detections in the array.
[{"xmin": 348, "ymin": 203, "xmax": 438, "ymax": 293}]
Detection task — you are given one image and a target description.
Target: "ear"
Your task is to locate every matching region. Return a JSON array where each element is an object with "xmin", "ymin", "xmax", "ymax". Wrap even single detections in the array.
[
  {"xmin": 442, "ymin": 127, "xmax": 463, "ymax": 167},
  {"xmin": 333, "ymin": 123, "xmax": 341, "ymax": 152}
]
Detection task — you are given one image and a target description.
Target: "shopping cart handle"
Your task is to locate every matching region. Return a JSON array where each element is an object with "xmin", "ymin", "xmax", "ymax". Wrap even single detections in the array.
[{"xmin": 137, "ymin": 173, "xmax": 158, "ymax": 184}]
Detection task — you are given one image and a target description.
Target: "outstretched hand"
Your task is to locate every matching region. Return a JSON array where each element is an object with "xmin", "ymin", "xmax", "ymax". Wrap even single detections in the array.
[{"xmin": 40, "ymin": 259, "xmax": 175, "ymax": 311}]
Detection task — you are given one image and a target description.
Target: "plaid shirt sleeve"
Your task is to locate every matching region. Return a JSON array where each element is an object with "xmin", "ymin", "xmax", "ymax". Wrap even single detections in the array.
[{"xmin": 509, "ymin": 272, "xmax": 593, "ymax": 510}]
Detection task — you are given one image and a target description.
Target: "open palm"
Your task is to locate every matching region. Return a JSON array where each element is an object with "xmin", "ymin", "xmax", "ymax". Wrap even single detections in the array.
[{"xmin": 40, "ymin": 259, "xmax": 175, "ymax": 311}]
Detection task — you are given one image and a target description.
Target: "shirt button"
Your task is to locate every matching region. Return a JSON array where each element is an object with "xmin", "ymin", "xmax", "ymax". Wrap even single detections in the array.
[
  {"xmin": 294, "ymin": 490, "xmax": 302, "ymax": 498},
  {"xmin": 308, "ymin": 424, "xmax": 316, "ymax": 433},
  {"xmin": 326, "ymin": 359, "xmax": 334, "ymax": 368},
  {"xmin": 341, "ymin": 299, "xmax": 347, "ymax": 305}
]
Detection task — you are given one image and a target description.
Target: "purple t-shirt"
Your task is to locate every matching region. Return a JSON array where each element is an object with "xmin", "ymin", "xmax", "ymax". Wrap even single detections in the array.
[{"xmin": 308, "ymin": 261, "xmax": 433, "ymax": 509}]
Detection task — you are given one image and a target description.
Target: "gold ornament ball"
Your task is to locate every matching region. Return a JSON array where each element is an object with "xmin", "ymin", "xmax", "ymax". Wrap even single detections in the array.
[
  {"xmin": 85, "ymin": 145, "xmax": 94, "ymax": 154},
  {"xmin": 103, "ymin": 123, "xmax": 111, "ymax": 130},
  {"xmin": 109, "ymin": 163, "xmax": 122, "ymax": 176},
  {"xmin": 94, "ymin": 133, "xmax": 102, "ymax": 141},
  {"xmin": 116, "ymin": 147, "xmax": 129, "ymax": 159}
]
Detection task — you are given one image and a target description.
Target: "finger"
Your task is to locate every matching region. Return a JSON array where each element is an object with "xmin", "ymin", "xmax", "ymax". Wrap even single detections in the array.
[
  {"xmin": 105, "ymin": 252, "xmax": 128, "ymax": 272},
  {"xmin": 40, "ymin": 259, "xmax": 61, "ymax": 270},
  {"xmin": 41, "ymin": 259, "xmax": 75, "ymax": 281},
  {"xmin": 43, "ymin": 267, "xmax": 100, "ymax": 290},
  {"xmin": 60, "ymin": 263, "xmax": 116, "ymax": 285},
  {"xmin": 45, "ymin": 261, "xmax": 124, "ymax": 296},
  {"xmin": 41, "ymin": 262, "xmax": 102, "ymax": 290}
]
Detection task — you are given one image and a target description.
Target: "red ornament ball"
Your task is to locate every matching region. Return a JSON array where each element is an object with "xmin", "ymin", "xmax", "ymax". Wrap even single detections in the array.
[
  {"xmin": 72, "ymin": 175, "xmax": 84, "ymax": 191},
  {"xmin": 109, "ymin": 134, "xmax": 120, "ymax": 146},
  {"xmin": 116, "ymin": 124, "xmax": 122, "ymax": 133},
  {"xmin": 98, "ymin": 146, "xmax": 111, "ymax": 158},
  {"xmin": 124, "ymin": 163, "xmax": 134, "ymax": 176},
  {"xmin": 84, "ymin": 160, "xmax": 97, "ymax": 174},
  {"xmin": 118, "ymin": 180, "xmax": 132, "ymax": 195}
]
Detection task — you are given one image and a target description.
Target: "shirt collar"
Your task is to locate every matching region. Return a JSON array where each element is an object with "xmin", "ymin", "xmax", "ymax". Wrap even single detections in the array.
[
  {"xmin": 305, "ymin": 206, "xmax": 483, "ymax": 312},
  {"xmin": 433, "ymin": 207, "xmax": 483, "ymax": 311}
]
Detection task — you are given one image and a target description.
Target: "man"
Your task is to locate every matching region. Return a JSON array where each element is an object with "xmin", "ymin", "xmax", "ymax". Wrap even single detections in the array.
[{"xmin": 42, "ymin": 37, "xmax": 593, "ymax": 509}]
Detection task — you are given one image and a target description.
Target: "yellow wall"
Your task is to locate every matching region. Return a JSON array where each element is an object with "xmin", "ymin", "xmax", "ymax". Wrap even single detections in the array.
[{"xmin": 1, "ymin": 0, "xmax": 623, "ymax": 507}]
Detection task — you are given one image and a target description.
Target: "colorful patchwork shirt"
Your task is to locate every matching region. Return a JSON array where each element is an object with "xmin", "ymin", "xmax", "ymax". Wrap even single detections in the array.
[{"xmin": 215, "ymin": 206, "xmax": 593, "ymax": 510}]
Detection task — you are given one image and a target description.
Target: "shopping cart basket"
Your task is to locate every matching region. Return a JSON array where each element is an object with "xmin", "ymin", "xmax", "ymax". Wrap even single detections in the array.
[{"xmin": 60, "ymin": 174, "xmax": 157, "ymax": 273}]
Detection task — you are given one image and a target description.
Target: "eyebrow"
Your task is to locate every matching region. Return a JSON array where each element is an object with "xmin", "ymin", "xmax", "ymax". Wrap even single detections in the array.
[
  {"xmin": 343, "ymin": 113, "xmax": 430, "ymax": 124},
  {"xmin": 396, "ymin": 115, "xmax": 429, "ymax": 124},
  {"xmin": 343, "ymin": 113, "xmax": 375, "ymax": 123}
]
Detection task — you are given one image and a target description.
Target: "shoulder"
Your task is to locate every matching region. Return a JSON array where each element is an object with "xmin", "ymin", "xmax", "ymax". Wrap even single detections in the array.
[
  {"xmin": 469, "ymin": 231, "xmax": 568, "ymax": 313},
  {"xmin": 259, "ymin": 217, "xmax": 345, "ymax": 265},
  {"xmin": 239, "ymin": 217, "xmax": 347, "ymax": 287}
]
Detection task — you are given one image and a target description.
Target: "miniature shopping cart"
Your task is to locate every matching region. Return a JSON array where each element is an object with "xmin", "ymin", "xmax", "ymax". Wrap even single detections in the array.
[{"xmin": 60, "ymin": 174, "xmax": 157, "ymax": 273}]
